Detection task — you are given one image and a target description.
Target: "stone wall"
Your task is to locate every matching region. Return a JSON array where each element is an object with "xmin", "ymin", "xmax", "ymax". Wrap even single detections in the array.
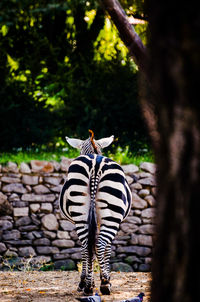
[{"xmin": 0, "ymin": 158, "xmax": 156, "ymax": 272}]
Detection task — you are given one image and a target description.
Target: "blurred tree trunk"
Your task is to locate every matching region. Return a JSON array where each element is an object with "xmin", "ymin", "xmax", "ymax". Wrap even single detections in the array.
[
  {"xmin": 101, "ymin": 1, "xmax": 200, "ymax": 301},
  {"xmin": 147, "ymin": 2, "xmax": 200, "ymax": 302}
]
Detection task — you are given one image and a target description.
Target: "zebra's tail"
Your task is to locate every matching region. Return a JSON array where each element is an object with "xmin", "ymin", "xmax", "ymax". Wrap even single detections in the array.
[
  {"xmin": 87, "ymin": 178, "xmax": 98, "ymax": 259},
  {"xmin": 87, "ymin": 200, "xmax": 97, "ymax": 259}
]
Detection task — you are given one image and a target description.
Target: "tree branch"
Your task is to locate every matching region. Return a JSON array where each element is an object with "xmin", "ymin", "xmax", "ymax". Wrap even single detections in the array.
[
  {"xmin": 100, "ymin": 0, "xmax": 148, "ymax": 73},
  {"xmin": 100, "ymin": 0, "xmax": 161, "ymax": 149}
]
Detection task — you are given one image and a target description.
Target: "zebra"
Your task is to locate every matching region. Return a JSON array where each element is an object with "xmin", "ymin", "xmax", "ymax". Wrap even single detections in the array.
[{"xmin": 59, "ymin": 130, "xmax": 132, "ymax": 295}]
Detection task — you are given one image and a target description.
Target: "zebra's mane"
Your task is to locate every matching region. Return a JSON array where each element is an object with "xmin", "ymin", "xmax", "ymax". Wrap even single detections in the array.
[{"xmin": 80, "ymin": 130, "xmax": 102, "ymax": 155}]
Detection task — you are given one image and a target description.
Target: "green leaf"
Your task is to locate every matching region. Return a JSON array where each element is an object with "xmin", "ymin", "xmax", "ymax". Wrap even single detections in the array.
[
  {"xmin": 1, "ymin": 24, "xmax": 9, "ymax": 36},
  {"xmin": 7, "ymin": 54, "xmax": 19, "ymax": 71}
]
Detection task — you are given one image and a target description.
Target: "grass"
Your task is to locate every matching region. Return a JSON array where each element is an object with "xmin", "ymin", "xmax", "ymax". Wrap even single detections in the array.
[
  {"xmin": 0, "ymin": 149, "xmax": 79, "ymax": 165},
  {"xmin": 107, "ymin": 146, "xmax": 154, "ymax": 166},
  {"xmin": 0, "ymin": 146, "xmax": 154, "ymax": 166}
]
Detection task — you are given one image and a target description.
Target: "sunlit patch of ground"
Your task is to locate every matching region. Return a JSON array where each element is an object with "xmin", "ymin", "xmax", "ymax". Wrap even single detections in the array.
[{"xmin": 0, "ymin": 271, "xmax": 151, "ymax": 302}]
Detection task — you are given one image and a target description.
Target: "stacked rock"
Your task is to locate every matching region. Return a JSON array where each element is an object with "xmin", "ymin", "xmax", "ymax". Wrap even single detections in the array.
[{"xmin": 0, "ymin": 158, "xmax": 156, "ymax": 272}]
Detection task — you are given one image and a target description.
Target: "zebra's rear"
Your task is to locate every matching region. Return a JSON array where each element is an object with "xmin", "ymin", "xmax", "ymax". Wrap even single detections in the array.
[
  {"xmin": 60, "ymin": 154, "xmax": 131, "ymax": 294},
  {"xmin": 60, "ymin": 154, "xmax": 131, "ymax": 241}
]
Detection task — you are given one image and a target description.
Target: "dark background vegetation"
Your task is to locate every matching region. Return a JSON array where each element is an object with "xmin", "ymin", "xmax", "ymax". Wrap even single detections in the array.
[{"xmin": 0, "ymin": 0, "xmax": 149, "ymax": 152}]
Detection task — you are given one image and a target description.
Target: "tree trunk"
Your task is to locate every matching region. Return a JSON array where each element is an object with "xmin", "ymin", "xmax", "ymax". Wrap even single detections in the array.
[
  {"xmin": 147, "ymin": 2, "xmax": 200, "ymax": 301},
  {"xmin": 101, "ymin": 1, "xmax": 200, "ymax": 301},
  {"xmin": 100, "ymin": 0, "xmax": 147, "ymax": 72}
]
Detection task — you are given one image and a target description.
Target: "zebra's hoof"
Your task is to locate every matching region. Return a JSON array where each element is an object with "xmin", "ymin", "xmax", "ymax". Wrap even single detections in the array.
[
  {"xmin": 77, "ymin": 280, "xmax": 86, "ymax": 292},
  {"xmin": 77, "ymin": 286, "xmax": 83, "ymax": 292},
  {"xmin": 100, "ymin": 283, "xmax": 111, "ymax": 295},
  {"xmin": 83, "ymin": 287, "xmax": 93, "ymax": 296}
]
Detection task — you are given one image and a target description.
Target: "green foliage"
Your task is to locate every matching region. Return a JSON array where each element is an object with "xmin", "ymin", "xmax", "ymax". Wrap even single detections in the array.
[
  {"xmin": 39, "ymin": 263, "xmax": 54, "ymax": 271},
  {"xmin": 60, "ymin": 265, "xmax": 68, "ymax": 271},
  {"xmin": 0, "ymin": 146, "xmax": 154, "ymax": 166},
  {"xmin": 1, "ymin": 256, "xmax": 17, "ymax": 272},
  {"xmin": 0, "ymin": 0, "xmax": 149, "ymax": 152},
  {"xmin": 57, "ymin": 59, "xmax": 149, "ymax": 151},
  {"xmin": 1, "ymin": 255, "xmax": 53, "ymax": 272},
  {"xmin": 0, "ymin": 147, "xmax": 79, "ymax": 164},
  {"xmin": 0, "ymin": 81, "xmax": 56, "ymax": 150},
  {"xmin": 108, "ymin": 146, "xmax": 154, "ymax": 165}
]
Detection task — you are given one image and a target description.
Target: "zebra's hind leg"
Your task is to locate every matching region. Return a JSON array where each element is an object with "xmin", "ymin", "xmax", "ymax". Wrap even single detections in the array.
[
  {"xmin": 96, "ymin": 240, "xmax": 112, "ymax": 295},
  {"xmin": 77, "ymin": 245, "xmax": 87, "ymax": 292},
  {"xmin": 104, "ymin": 243, "xmax": 112, "ymax": 280},
  {"xmin": 83, "ymin": 250, "xmax": 95, "ymax": 295}
]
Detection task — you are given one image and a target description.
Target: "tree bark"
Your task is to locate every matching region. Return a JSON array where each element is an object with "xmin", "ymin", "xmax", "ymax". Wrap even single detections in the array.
[
  {"xmin": 101, "ymin": 1, "xmax": 200, "ymax": 301},
  {"xmin": 147, "ymin": 2, "xmax": 200, "ymax": 302},
  {"xmin": 100, "ymin": 0, "xmax": 148, "ymax": 73}
]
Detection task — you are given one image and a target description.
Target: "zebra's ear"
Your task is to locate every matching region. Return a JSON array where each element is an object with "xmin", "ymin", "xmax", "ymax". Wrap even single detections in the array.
[
  {"xmin": 65, "ymin": 137, "xmax": 83, "ymax": 149},
  {"xmin": 96, "ymin": 135, "xmax": 114, "ymax": 149}
]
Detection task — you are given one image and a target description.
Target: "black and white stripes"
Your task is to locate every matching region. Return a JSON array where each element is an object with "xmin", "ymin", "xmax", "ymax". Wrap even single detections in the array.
[{"xmin": 59, "ymin": 133, "xmax": 132, "ymax": 295}]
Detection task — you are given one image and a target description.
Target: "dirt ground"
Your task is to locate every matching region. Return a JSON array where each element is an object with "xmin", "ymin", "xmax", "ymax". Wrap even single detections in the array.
[{"xmin": 0, "ymin": 271, "xmax": 151, "ymax": 302}]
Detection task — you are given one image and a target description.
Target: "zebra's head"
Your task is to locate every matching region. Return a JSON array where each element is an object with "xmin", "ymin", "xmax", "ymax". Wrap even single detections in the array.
[{"xmin": 65, "ymin": 130, "xmax": 114, "ymax": 155}]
